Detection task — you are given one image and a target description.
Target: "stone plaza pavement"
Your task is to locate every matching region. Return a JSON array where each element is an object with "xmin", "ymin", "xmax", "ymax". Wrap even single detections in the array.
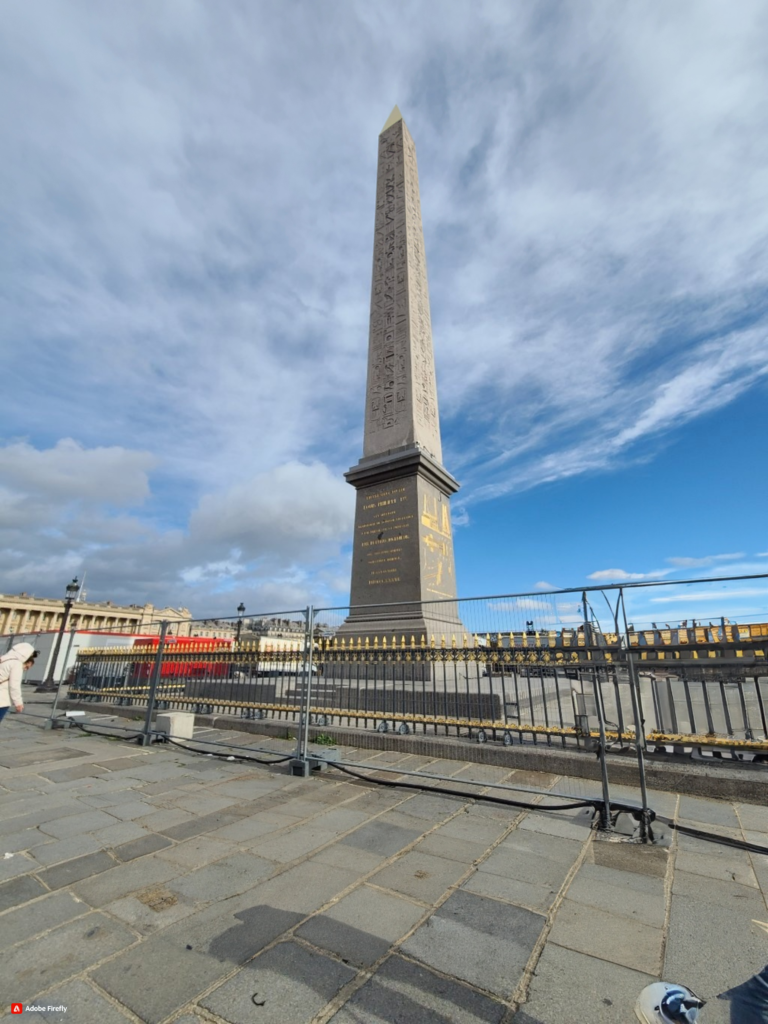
[{"xmin": 1, "ymin": 705, "xmax": 767, "ymax": 1023}]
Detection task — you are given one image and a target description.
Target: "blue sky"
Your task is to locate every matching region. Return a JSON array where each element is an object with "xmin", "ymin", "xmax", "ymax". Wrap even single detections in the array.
[{"xmin": 0, "ymin": 1, "xmax": 766, "ymax": 624}]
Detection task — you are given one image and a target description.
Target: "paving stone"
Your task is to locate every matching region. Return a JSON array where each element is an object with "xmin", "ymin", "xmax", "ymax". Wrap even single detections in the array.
[
  {"xmin": 39, "ymin": 765, "xmax": 108, "ymax": 784},
  {"xmin": 678, "ymin": 795, "xmax": 740, "ymax": 828},
  {"xmin": 396, "ymin": 792, "xmax": 467, "ymax": 820},
  {"xmin": 297, "ymin": 884, "xmax": 425, "ymax": 966},
  {"xmin": 208, "ymin": 812, "xmax": 298, "ymax": 843},
  {"xmin": 0, "ymin": 852, "xmax": 36, "ymax": 882},
  {"xmin": 307, "ymin": 843, "xmax": 385, "ymax": 876},
  {"xmin": 0, "ymin": 912, "xmax": 136, "ymax": 1004},
  {"xmin": 98, "ymin": 799, "xmax": 156, "ymax": 821},
  {"xmin": 31, "ymin": 835, "xmax": 104, "ymax": 867},
  {"xmin": 0, "ymin": 746, "xmax": 90, "ymax": 768},
  {"xmin": 339, "ymin": 819, "xmax": 422, "ymax": 859},
  {"xmin": 674, "ymin": 847, "xmax": 757, "ymax": 887},
  {"xmin": 0, "ymin": 890, "xmax": 87, "ymax": 950},
  {"xmin": 329, "ymin": 953, "xmax": 506, "ymax": 1024},
  {"xmin": 166, "ymin": 793, "xmax": 240, "ymax": 815},
  {"xmin": 168, "ymin": 851, "xmax": 275, "ymax": 902},
  {"xmin": 36, "ymin": 851, "xmax": 116, "ymax": 890},
  {"xmin": 248, "ymin": 826, "xmax": 338, "ymax": 862},
  {"xmin": 370, "ymin": 849, "xmax": 469, "ymax": 903},
  {"xmin": 0, "ymin": 873, "xmax": 48, "ymax": 911},
  {"xmin": 665, "ymin": 873, "xmax": 768, "ymax": 1018},
  {"xmin": 403, "ymin": 890, "xmax": 545, "ymax": 998},
  {"xmin": 158, "ymin": 809, "xmax": 242, "ymax": 841},
  {"xmin": 88, "ymin": 755, "xmax": 151, "ymax": 772},
  {"xmin": 737, "ymin": 802, "xmax": 768, "ymax": 833},
  {"xmin": 39, "ymin": 810, "xmax": 120, "ymax": 840},
  {"xmin": 0, "ymin": 801, "xmax": 85, "ymax": 832},
  {"xmin": 91, "ymin": 933, "xmax": 230, "ymax": 1024},
  {"xmin": 207, "ymin": 778, "xmax": 289, "ymax": 800},
  {"xmin": 517, "ymin": 942, "xmax": 656, "ymax": 1023},
  {"xmin": 72, "ymin": 855, "xmax": 178, "ymax": 906},
  {"xmin": 671, "ymin": 869, "xmax": 765, "ymax": 911},
  {"xmin": 1, "ymin": 827, "xmax": 53, "ymax": 854},
  {"xmin": 105, "ymin": 889, "xmax": 198, "ymax": 934},
  {"xmin": 433, "ymin": 811, "xmax": 510, "ymax": 848},
  {"xmin": 479, "ymin": 830, "xmax": 582, "ymax": 891},
  {"xmin": 135, "ymin": 806, "xmax": 195, "ymax": 830},
  {"xmin": 138, "ymin": 778, "xmax": 195, "ymax": 797},
  {"xmin": 462, "ymin": 870, "xmax": 560, "ymax": 913},
  {"xmin": 309, "ymin": 806, "xmax": 372, "ymax": 835},
  {"xmin": 91, "ymin": 821, "xmax": 149, "ymax": 847},
  {"xmin": 565, "ymin": 865, "xmax": 666, "ymax": 927},
  {"xmin": 548, "ymin": 898, "xmax": 663, "ymax": 974},
  {"xmin": 113, "ymin": 832, "xmax": 173, "ymax": 861},
  {"xmin": 156, "ymin": 836, "xmax": 236, "ymax": 869},
  {"xmin": 29, "ymin": 978, "xmax": 135, "ymax": 1024},
  {"xmin": 587, "ymin": 839, "xmax": 669, "ymax": 878},
  {"xmin": 518, "ymin": 808, "xmax": 596, "ymax": 841},
  {"xmin": 416, "ymin": 832, "xmax": 489, "ymax": 864},
  {"xmin": 676, "ymin": 820, "xmax": 745, "ymax": 854},
  {"xmin": 202, "ymin": 939, "xmax": 356, "ymax": 1024}
]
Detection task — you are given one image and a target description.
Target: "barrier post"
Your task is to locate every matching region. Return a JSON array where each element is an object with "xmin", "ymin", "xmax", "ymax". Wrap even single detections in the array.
[
  {"xmin": 141, "ymin": 622, "xmax": 169, "ymax": 746},
  {"xmin": 44, "ymin": 627, "xmax": 78, "ymax": 729},
  {"xmin": 583, "ymin": 592, "xmax": 612, "ymax": 830},
  {"xmin": 290, "ymin": 606, "xmax": 315, "ymax": 774},
  {"xmin": 619, "ymin": 589, "xmax": 653, "ymax": 841}
]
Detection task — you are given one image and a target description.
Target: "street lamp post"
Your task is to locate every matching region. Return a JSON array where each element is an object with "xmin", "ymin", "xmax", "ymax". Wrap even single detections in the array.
[
  {"xmin": 236, "ymin": 603, "xmax": 246, "ymax": 644},
  {"xmin": 39, "ymin": 577, "xmax": 80, "ymax": 692}
]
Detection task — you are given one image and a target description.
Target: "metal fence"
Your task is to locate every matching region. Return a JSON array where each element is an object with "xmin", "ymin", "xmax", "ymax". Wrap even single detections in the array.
[
  {"xmin": 48, "ymin": 575, "xmax": 767, "ymax": 840},
  {"xmin": 62, "ymin": 579, "xmax": 768, "ymax": 759}
]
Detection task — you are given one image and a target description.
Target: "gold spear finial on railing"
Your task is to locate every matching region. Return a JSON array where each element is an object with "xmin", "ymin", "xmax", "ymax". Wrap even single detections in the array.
[
  {"xmin": 462, "ymin": 633, "xmax": 468, "ymax": 648},
  {"xmin": 440, "ymin": 634, "xmax": 446, "ymax": 648},
  {"xmin": 365, "ymin": 636, "xmax": 370, "ymax": 649},
  {"xmin": 401, "ymin": 635, "xmax": 406, "ymax": 649},
  {"xmin": 410, "ymin": 635, "xmax": 416, "ymax": 648},
  {"xmin": 429, "ymin": 635, "xmax": 435, "ymax": 648},
  {"xmin": 382, "ymin": 636, "xmax": 388, "ymax": 650},
  {"xmin": 373, "ymin": 636, "xmax": 379, "ymax": 649},
  {"xmin": 451, "ymin": 635, "xmax": 457, "ymax": 648}
]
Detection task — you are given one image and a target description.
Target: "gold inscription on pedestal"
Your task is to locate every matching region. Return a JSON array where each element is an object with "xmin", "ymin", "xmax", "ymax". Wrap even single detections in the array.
[
  {"xmin": 355, "ymin": 484, "xmax": 416, "ymax": 587},
  {"xmin": 420, "ymin": 493, "xmax": 455, "ymax": 599}
]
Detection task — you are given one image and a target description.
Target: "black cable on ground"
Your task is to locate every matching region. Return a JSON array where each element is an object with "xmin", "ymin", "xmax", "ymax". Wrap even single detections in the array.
[
  {"xmin": 68, "ymin": 720, "xmax": 144, "ymax": 741},
  {"xmin": 163, "ymin": 734, "xmax": 293, "ymax": 765},
  {"xmin": 655, "ymin": 815, "xmax": 768, "ymax": 857},
  {"xmin": 329, "ymin": 760, "xmax": 598, "ymax": 812}
]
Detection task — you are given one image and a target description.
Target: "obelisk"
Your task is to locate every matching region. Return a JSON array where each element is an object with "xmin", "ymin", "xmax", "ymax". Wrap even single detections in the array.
[{"xmin": 341, "ymin": 107, "xmax": 463, "ymax": 640}]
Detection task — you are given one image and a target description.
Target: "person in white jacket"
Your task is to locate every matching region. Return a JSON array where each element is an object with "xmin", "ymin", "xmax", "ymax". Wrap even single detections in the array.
[{"xmin": 0, "ymin": 642, "xmax": 37, "ymax": 724}]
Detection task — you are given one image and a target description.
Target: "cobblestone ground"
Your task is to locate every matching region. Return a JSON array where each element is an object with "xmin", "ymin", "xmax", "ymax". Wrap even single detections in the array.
[{"xmin": 1, "ymin": 700, "xmax": 766, "ymax": 1023}]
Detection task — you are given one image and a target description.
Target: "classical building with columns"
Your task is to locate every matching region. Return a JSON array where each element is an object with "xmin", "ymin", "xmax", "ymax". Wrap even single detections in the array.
[{"xmin": 0, "ymin": 593, "xmax": 192, "ymax": 637}]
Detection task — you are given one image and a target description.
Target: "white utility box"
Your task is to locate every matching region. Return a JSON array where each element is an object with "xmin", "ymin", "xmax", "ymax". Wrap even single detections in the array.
[{"xmin": 155, "ymin": 711, "xmax": 195, "ymax": 745}]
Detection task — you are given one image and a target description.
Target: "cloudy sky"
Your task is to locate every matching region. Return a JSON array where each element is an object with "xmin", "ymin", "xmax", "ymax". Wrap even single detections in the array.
[{"xmin": 1, "ymin": 1, "xmax": 766, "ymax": 627}]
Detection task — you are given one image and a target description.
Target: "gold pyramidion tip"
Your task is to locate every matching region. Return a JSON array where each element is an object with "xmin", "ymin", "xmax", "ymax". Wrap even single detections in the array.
[{"xmin": 381, "ymin": 105, "xmax": 403, "ymax": 132}]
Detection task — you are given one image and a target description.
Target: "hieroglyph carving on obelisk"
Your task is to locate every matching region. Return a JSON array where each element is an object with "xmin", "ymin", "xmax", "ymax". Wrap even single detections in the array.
[
  {"xmin": 342, "ymin": 106, "xmax": 463, "ymax": 638},
  {"xmin": 364, "ymin": 105, "xmax": 442, "ymax": 463}
]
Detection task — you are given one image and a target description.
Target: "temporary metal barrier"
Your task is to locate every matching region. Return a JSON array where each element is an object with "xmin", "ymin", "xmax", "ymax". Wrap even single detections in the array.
[{"xmin": 61, "ymin": 575, "xmax": 768, "ymax": 841}]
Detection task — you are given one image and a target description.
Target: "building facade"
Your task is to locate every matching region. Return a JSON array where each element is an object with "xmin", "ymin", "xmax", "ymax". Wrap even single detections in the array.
[{"xmin": 0, "ymin": 593, "xmax": 192, "ymax": 637}]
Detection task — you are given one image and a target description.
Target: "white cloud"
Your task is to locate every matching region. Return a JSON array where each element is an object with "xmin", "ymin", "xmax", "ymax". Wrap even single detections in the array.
[
  {"xmin": 667, "ymin": 553, "xmax": 745, "ymax": 568},
  {"xmin": 650, "ymin": 588, "xmax": 768, "ymax": 604},
  {"xmin": 587, "ymin": 568, "xmax": 671, "ymax": 582},
  {"xmin": 0, "ymin": 440, "xmax": 155, "ymax": 510}
]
